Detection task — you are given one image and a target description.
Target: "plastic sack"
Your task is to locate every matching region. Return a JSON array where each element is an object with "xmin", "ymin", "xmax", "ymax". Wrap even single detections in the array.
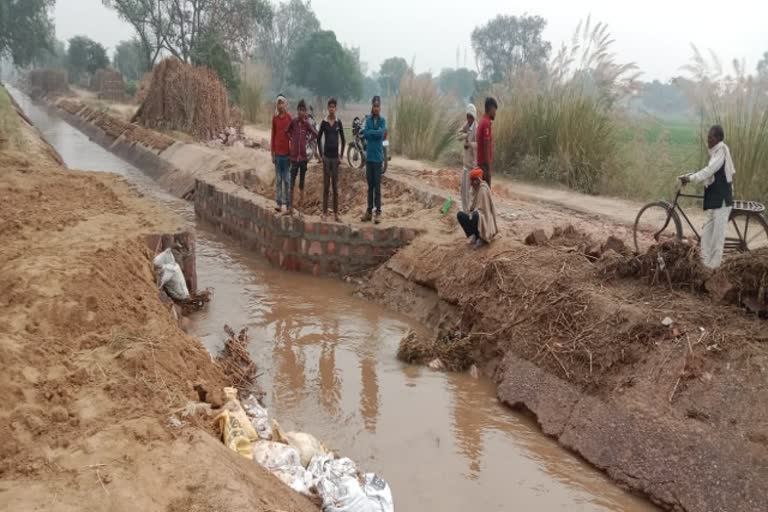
[
  {"xmin": 322, "ymin": 475, "xmax": 374, "ymax": 512},
  {"xmin": 252, "ymin": 441, "xmax": 313, "ymax": 495},
  {"xmin": 154, "ymin": 248, "xmax": 190, "ymax": 300},
  {"xmin": 284, "ymin": 431, "xmax": 326, "ymax": 467},
  {"xmin": 215, "ymin": 409, "xmax": 253, "ymax": 459},
  {"xmin": 242, "ymin": 395, "xmax": 272, "ymax": 440},
  {"xmin": 274, "ymin": 466, "xmax": 313, "ymax": 495},
  {"xmin": 223, "ymin": 387, "xmax": 259, "ymax": 441},
  {"xmin": 362, "ymin": 473, "xmax": 394, "ymax": 512}
]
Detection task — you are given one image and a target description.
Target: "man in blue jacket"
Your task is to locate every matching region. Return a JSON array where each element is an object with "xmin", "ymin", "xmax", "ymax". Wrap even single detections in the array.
[{"xmin": 361, "ymin": 95, "xmax": 387, "ymax": 224}]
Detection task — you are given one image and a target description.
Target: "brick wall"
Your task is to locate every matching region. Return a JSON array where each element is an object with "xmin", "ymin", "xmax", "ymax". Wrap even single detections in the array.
[{"xmin": 194, "ymin": 172, "xmax": 419, "ymax": 276}]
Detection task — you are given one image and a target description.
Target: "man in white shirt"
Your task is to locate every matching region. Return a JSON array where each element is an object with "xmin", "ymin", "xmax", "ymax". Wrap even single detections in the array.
[{"xmin": 680, "ymin": 125, "xmax": 736, "ymax": 269}]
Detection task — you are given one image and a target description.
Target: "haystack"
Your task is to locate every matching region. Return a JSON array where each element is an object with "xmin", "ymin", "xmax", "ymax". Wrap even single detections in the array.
[
  {"xmin": 28, "ymin": 69, "xmax": 69, "ymax": 98},
  {"xmin": 132, "ymin": 58, "xmax": 230, "ymax": 139}
]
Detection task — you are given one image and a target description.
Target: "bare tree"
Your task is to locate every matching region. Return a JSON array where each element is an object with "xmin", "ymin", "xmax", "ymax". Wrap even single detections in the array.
[{"xmin": 102, "ymin": 0, "xmax": 271, "ymax": 67}]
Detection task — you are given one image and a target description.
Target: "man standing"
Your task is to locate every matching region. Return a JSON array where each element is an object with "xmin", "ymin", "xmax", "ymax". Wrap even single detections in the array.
[
  {"xmin": 285, "ymin": 99, "xmax": 317, "ymax": 215},
  {"xmin": 271, "ymin": 94, "xmax": 292, "ymax": 213},
  {"xmin": 680, "ymin": 125, "xmax": 736, "ymax": 269},
  {"xmin": 457, "ymin": 168, "xmax": 498, "ymax": 248},
  {"xmin": 360, "ymin": 96, "xmax": 387, "ymax": 225},
  {"xmin": 457, "ymin": 103, "xmax": 478, "ymax": 212},
  {"xmin": 317, "ymin": 98, "xmax": 346, "ymax": 222},
  {"xmin": 476, "ymin": 97, "xmax": 497, "ymax": 187}
]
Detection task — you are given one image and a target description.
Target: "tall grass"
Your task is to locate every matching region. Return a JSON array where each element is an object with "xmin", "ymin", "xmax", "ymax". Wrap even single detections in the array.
[
  {"xmin": 391, "ymin": 73, "xmax": 462, "ymax": 161},
  {"xmin": 0, "ymin": 87, "xmax": 23, "ymax": 150},
  {"xmin": 682, "ymin": 47, "xmax": 768, "ymax": 203},
  {"xmin": 237, "ymin": 61, "xmax": 271, "ymax": 124},
  {"xmin": 490, "ymin": 18, "xmax": 639, "ymax": 194}
]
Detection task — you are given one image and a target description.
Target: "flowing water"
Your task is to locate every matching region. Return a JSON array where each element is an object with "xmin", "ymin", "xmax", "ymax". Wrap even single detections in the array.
[{"xmin": 10, "ymin": 88, "xmax": 657, "ymax": 512}]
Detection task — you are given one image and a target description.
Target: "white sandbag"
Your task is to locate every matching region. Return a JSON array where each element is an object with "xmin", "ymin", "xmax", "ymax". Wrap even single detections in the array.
[
  {"xmin": 159, "ymin": 262, "xmax": 190, "ymax": 300},
  {"xmin": 242, "ymin": 395, "xmax": 272, "ymax": 440},
  {"xmin": 153, "ymin": 248, "xmax": 176, "ymax": 267},
  {"xmin": 252, "ymin": 441, "xmax": 301, "ymax": 471},
  {"xmin": 322, "ymin": 475, "xmax": 375, "ymax": 512},
  {"xmin": 273, "ymin": 465, "xmax": 314, "ymax": 495},
  {"xmin": 284, "ymin": 431, "xmax": 326, "ymax": 467},
  {"xmin": 362, "ymin": 473, "xmax": 394, "ymax": 512}
]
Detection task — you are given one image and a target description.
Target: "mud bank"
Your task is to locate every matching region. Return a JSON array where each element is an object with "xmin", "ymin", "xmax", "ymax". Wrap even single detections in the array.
[
  {"xmin": 0, "ymin": 86, "xmax": 318, "ymax": 512},
  {"xmin": 365, "ymin": 234, "xmax": 768, "ymax": 512}
]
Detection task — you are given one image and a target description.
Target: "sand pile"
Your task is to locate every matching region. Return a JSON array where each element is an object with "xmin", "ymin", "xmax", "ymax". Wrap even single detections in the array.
[{"xmin": 132, "ymin": 58, "xmax": 230, "ymax": 139}]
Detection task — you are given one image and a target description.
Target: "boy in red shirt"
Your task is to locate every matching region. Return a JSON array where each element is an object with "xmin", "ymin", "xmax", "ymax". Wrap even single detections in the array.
[
  {"xmin": 476, "ymin": 97, "xmax": 498, "ymax": 187},
  {"xmin": 271, "ymin": 94, "xmax": 292, "ymax": 213},
  {"xmin": 285, "ymin": 99, "xmax": 318, "ymax": 215}
]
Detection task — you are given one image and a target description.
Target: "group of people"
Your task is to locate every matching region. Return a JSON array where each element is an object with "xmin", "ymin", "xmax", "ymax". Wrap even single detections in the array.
[
  {"xmin": 270, "ymin": 94, "xmax": 387, "ymax": 224},
  {"xmin": 271, "ymin": 92, "xmax": 736, "ymax": 269}
]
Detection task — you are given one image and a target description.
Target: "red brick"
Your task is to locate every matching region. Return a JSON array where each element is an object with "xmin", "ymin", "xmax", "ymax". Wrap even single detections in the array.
[
  {"xmin": 308, "ymin": 241, "xmax": 323, "ymax": 257},
  {"xmin": 339, "ymin": 244, "xmax": 350, "ymax": 257},
  {"xmin": 301, "ymin": 239, "xmax": 307, "ymax": 254},
  {"xmin": 402, "ymin": 229, "xmax": 417, "ymax": 241},
  {"xmin": 304, "ymin": 220, "xmax": 316, "ymax": 235},
  {"xmin": 319, "ymin": 223, "xmax": 330, "ymax": 236},
  {"xmin": 283, "ymin": 238, "xmax": 298, "ymax": 254},
  {"xmin": 374, "ymin": 227, "xmax": 391, "ymax": 242},
  {"xmin": 326, "ymin": 240, "xmax": 336, "ymax": 256},
  {"xmin": 353, "ymin": 245, "xmax": 367, "ymax": 258},
  {"xmin": 373, "ymin": 246, "xmax": 392, "ymax": 257},
  {"xmin": 327, "ymin": 261, "xmax": 339, "ymax": 274},
  {"xmin": 334, "ymin": 225, "xmax": 349, "ymax": 238},
  {"xmin": 363, "ymin": 228, "xmax": 375, "ymax": 242},
  {"xmin": 312, "ymin": 262, "xmax": 321, "ymax": 276}
]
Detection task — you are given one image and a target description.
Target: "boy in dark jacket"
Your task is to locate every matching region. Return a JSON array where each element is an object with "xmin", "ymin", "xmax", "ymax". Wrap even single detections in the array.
[
  {"xmin": 285, "ymin": 99, "xmax": 318, "ymax": 215},
  {"xmin": 317, "ymin": 98, "xmax": 346, "ymax": 222}
]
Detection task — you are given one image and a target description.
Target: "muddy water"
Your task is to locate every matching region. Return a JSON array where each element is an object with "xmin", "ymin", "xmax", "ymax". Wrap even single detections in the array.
[{"xmin": 10, "ymin": 88, "xmax": 657, "ymax": 512}]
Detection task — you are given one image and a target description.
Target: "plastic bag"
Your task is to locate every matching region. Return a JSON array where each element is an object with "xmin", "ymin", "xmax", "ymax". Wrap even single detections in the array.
[
  {"xmin": 154, "ymin": 248, "xmax": 190, "ymax": 300},
  {"xmin": 284, "ymin": 431, "xmax": 326, "ymax": 467},
  {"xmin": 242, "ymin": 395, "xmax": 272, "ymax": 440},
  {"xmin": 215, "ymin": 409, "xmax": 253, "ymax": 459},
  {"xmin": 322, "ymin": 475, "xmax": 374, "ymax": 512},
  {"xmin": 274, "ymin": 466, "xmax": 313, "ymax": 495},
  {"xmin": 223, "ymin": 387, "xmax": 259, "ymax": 441},
  {"xmin": 252, "ymin": 441, "xmax": 313, "ymax": 495},
  {"xmin": 362, "ymin": 473, "xmax": 394, "ymax": 512}
]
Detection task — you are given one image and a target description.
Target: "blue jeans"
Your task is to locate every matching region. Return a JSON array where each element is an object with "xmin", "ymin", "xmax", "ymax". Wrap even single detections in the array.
[
  {"xmin": 275, "ymin": 155, "xmax": 290, "ymax": 208},
  {"xmin": 366, "ymin": 161, "xmax": 383, "ymax": 213}
]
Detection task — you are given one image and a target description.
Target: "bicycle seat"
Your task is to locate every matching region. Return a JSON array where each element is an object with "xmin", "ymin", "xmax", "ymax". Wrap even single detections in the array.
[{"xmin": 732, "ymin": 200, "xmax": 766, "ymax": 213}]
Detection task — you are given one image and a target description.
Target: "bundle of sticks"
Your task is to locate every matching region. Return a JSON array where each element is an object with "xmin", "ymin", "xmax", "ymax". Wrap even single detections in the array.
[{"xmin": 216, "ymin": 325, "xmax": 257, "ymax": 390}]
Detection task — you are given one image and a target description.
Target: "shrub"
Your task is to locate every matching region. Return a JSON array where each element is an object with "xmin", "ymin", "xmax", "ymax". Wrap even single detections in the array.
[
  {"xmin": 391, "ymin": 73, "xmax": 462, "ymax": 161},
  {"xmin": 237, "ymin": 61, "xmax": 271, "ymax": 124}
]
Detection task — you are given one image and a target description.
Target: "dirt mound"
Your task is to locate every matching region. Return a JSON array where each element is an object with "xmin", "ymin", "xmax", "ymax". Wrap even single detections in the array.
[
  {"xmin": 28, "ymin": 69, "xmax": 70, "ymax": 98},
  {"xmin": 133, "ymin": 58, "xmax": 230, "ymax": 139},
  {"xmin": 601, "ymin": 239, "xmax": 707, "ymax": 290},
  {"xmin": 718, "ymin": 248, "xmax": 768, "ymax": 313},
  {"xmin": 397, "ymin": 330, "xmax": 474, "ymax": 371}
]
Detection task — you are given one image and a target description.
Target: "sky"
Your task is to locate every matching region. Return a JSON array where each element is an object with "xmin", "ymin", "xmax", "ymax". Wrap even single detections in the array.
[{"xmin": 54, "ymin": 0, "xmax": 768, "ymax": 81}]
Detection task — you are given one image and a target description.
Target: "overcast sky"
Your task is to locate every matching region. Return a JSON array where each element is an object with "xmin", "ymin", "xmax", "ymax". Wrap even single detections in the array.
[{"xmin": 54, "ymin": 0, "xmax": 767, "ymax": 81}]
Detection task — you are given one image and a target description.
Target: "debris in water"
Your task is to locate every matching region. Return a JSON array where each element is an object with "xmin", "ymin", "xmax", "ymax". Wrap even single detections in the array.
[
  {"xmin": 428, "ymin": 358, "xmax": 445, "ymax": 370},
  {"xmin": 216, "ymin": 325, "xmax": 257, "ymax": 390}
]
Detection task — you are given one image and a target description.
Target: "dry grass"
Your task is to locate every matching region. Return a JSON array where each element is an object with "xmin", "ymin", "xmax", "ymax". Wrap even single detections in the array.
[
  {"xmin": 0, "ymin": 87, "xmax": 23, "ymax": 150},
  {"xmin": 391, "ymin": 73, "xmax": 462, "ymax": 161},
  {"xmin": 490, "ymin": 17, "xmax": 639, "ymax": 194},
  {"xmin": 238, "ymin": 61, "xmax": 271, "ymax": 124}
]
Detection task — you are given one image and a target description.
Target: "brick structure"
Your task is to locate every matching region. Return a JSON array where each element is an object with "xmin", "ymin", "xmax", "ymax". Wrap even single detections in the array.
[{"xmin": 195, "ymin": 171, "xmax": 419, "ymax": 276}]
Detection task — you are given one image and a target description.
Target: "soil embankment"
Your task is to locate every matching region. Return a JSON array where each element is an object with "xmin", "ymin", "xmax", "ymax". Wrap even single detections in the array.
[{"xmin": 0, "ymin": 86, "xmax": 318, "ymax": 511}]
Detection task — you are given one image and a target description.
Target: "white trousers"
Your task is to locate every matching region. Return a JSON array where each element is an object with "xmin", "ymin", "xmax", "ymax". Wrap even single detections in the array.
[
  {"xmin": 461, "ymin": 166, "xmax": 472, "ymax": 212},
  {"xmin": 700, "ymin": 206, "xmax": 732, "ymax": 269}
]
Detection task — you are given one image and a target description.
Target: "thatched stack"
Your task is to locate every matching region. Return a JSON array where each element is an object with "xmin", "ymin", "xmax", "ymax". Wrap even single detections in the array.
[
  {"xmin": 132, "ymin": 58, "xmax": 230, "ymax": 139},
  {"xmin": 91, "ymin": 69, "xmax": 126, "ymax": 101},
  {"xmin": 28, "ymin": 69, "xmax": 69, "ymax": 98}
]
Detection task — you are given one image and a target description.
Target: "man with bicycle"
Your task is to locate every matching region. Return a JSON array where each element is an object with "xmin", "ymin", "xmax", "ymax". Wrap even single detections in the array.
[{"xmin": 679, "ymin": 125, "xmax": 735, "ymax": 269}]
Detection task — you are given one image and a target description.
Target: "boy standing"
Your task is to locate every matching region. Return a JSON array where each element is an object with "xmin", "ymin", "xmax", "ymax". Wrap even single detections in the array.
[
  {"xmin": 271, "ymin": 94, "xmax": 292, "ymax": 213},
  {"xmin": 317, "ymin": 98, "xmax": 346, "ymax": 222},
  {"xmin": 285, "ymin": 99, "xmax": 318, "ymax": 215},
  {"xmin": 476, "ymin": 97, "xmax": 497, "ymax": 187},
  {"xmin": 360, "ymin": 96, "xmax": 387, "ymax": 224}
]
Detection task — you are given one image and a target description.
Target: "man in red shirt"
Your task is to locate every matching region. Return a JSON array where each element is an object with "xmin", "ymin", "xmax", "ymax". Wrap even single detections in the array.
[
  {"xmin": 476, "ymin": 97, "xmax": 498, "ymax": 187},
  {"xmin": 271, "ymin": 94, "xmax": 292, "ymax": 214}
]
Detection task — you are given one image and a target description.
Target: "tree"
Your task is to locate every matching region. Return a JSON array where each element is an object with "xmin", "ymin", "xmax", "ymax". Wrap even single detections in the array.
[
  {"xmin": 253, "ymin": 0, "xmax": 320, "ymax": 91},
  {"xmin": 378, "ymin": 57, "xmax": 409, "ymax": 96},
  {"xmin": 0, "ymin": 0, "xmax": 55, "ymax": 67},
  {"xmin": 289, "ymin": 30, "xmax": 362, "ymax": 100},
  {"xmin": 67, "ymin": 36, "xmax": 109, "ymax": 81},
  {"xmin": 38, "ymin": 38, "xmax": 67, "ymax": 69},
  {"xmin": 471, "ymin": 14, "xmax": 551, "ymax": 82},
  {"xmin": 191, "ymin": 32, "xmax": 238, "ymax": 93},
  {"xmin": 759, "ymin": 52, "xmax": 768, "ymax": 76},
  {"xmin": 438, "ymin": 67, "xmax": 477, "ymax": 100},
  {"xmin": 113, "ymin": 39, "xmax": 146, "ymax": 81},
  {"xmin": 102, "ymin": 0, "xmax": 272, "ymax": 67}
]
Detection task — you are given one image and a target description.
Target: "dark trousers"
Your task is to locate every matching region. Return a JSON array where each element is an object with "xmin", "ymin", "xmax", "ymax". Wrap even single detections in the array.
[
  {"xmin": 366, "ymin": 161, "xmax": 383, "ymax": 213},
  {"xmin": 323, "ymin": 156, "xmax": 340, "ymax": 214},
  {"xmin": 479, "ymin": 163, "xmax": 491, "ymax": 187},
  {"xmin": 290, "ymin": 160, "xmax": 308, "ymax": 191},
  {"xmin": 457, "ymin": 210, "xmax": 480, "ymax": 238}
]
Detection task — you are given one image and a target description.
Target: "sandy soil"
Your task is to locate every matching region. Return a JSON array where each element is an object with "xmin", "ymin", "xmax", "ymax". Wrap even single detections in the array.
[{"xmin": 0, "ymin": 90, "xmax": 318, "ymax": 512}]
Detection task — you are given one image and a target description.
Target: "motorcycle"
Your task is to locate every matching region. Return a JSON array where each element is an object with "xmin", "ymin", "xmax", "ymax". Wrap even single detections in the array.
[
  {"xmin": 347, "ymin": 116, "xmax": 389, "ymax": 173},
  {"xmin": 307, "ymin": 106, "xmax": 321, "ymax": 163}
]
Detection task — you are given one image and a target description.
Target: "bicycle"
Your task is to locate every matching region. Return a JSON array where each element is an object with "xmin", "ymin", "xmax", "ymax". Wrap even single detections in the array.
[{"xmin": 633, "ymin": 179, "xmax": 768, "ymax": 254}]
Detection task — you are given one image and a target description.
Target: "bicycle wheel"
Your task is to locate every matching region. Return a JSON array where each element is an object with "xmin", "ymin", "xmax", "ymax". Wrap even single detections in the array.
[
  {"xmin": 727, "ymin": 211, "xmax": 768, "ymax": 252},
  {"xmin": 633, "ymin": 201, "xmax": 683, "ymax": 254}
]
